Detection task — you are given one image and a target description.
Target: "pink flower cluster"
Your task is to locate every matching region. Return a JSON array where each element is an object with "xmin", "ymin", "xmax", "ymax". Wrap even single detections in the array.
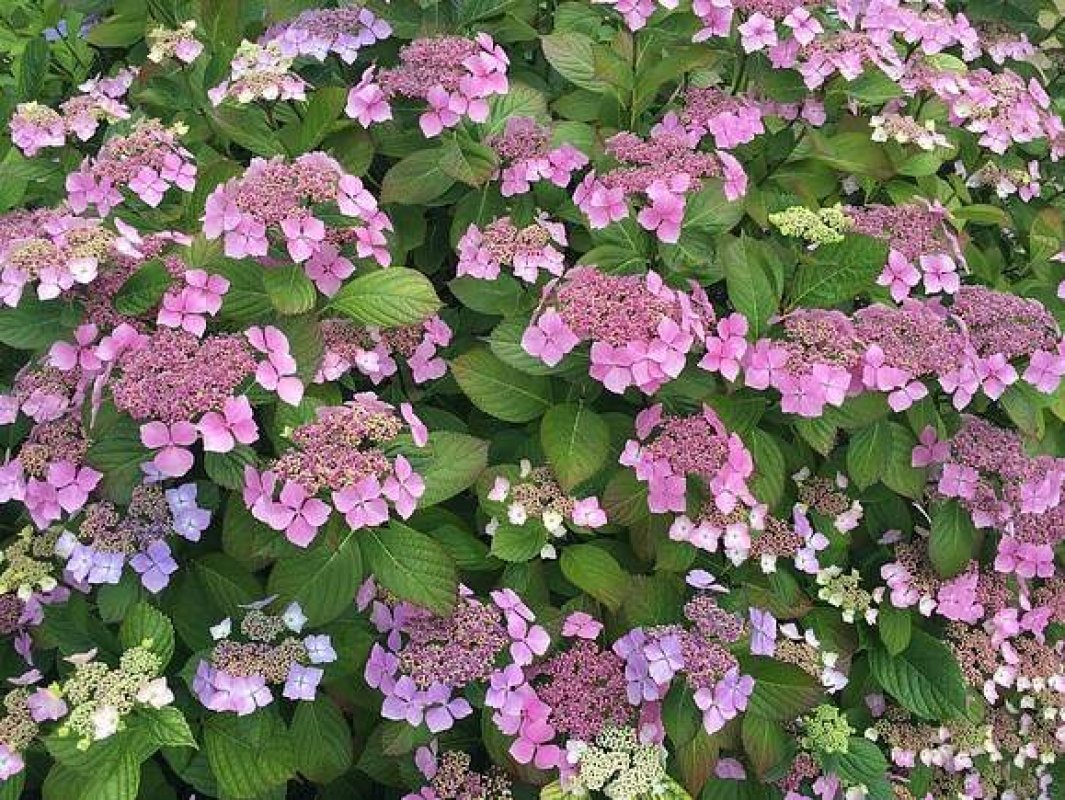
[
  {"xmin": 207, "ymin": 41, "xmax": 308, "ymax": 105},
  {"xmin": 908, "ymin": 65, "xmax": 1060, "ymax": 155},
  {"xmin": 574, "ymin": 126, "xmax": 746, "ymax": 241},
  {"xmin": 673, "ymin": 87, "xmax": 766, "ymax": 149},
  {"xmin": 486, "ymin": 117, "xmax": 588, "ymax": 197},
  {"xmin": 346, "ymin": 34, "xmax": 508, "ymax": 137},
  {"xmin": 789, "ymin": 29, "xmax": 905, "ymax": 90},
  {"xmin": 456, "ymin": 215, "xmax": 567, "ymax": 283},
  {"xmin": 202, "ymin": 152, "xmax": 390, "ymax": 267},
  {"xmin": 318, "ymin": 315, "xmax": 451, "ymax": 386},
  {"xmin": 693, "ymin": 1, "xmax": 823, "ymax": 48},
  {"xmin": 612, "ymin": 587, "xmax": 754, "ymax": 735},
  {"xmin": 55, "ymin": 483, "xmax": 210, "ymax": 593},
  {"xmin": 724, "ymin": 289, "xmax": 1064, "ymax": 418},
  {"xmin": 621, "ymin": 405, "xmax": 755, "ymax": 517},
  {"xmin": 362, "ymin": 584, "xmax": 547, "ymax": 735},
  {"xmin": 66, "ymin": 120, "xmax": 197, "ymax": 216},
  {"xmin": 0, "ymin": 210, "xmax": 141, "ymax": 307},
  {"xmin": 243, "ymin": 396, "xmax": 428, "ymax": 547},
  {"xmin": 157, "ymin": 268, "xmax": 229, "ymax": 337},
  {"xmin": 915, "ymin": 417, "xmax": 1065, "ymax": 579},
  {"xmin": 521, "ymin": 268, "xmax": 717, "ymax": 394},
  {"xmin": 259, "ymin": 5, "xmax": 391, "ymax": 63},
  {"xmin": 193, "ymin": 602, "xmax": 336, "ymax": 715},
  {"xmin": 8, "ymin": 69, "xmax": 134, "ymax": 156}
]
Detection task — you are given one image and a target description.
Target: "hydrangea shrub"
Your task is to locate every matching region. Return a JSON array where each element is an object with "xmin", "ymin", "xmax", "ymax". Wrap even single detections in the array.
[{"xmin": 0, "ymin": 0, "xmax": 1063, "ymax": 798}]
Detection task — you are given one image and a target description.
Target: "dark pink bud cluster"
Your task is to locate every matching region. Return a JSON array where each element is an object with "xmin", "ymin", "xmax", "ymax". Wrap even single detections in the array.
[
  {"xmin": 521, "ymin": 267, "xmax": 718, "ymax": 394},
  {"xmin": 193, "ymin": 601, "xmax": 336, "ymax": 715},
  {"xmin": 486, "ymin": 117, "xmax": 588, "ymax": 197},
  {"xmin": 203, "ymin": 152, "xmax": 390, "ymax": 268},
  {"xmin": 243, "ymin": 396, "xmax": 428, "ymax": 546},
  {"xmin": 456, "ymin": 215, "xmax": 567, "ymax": 283},
  {"xmin": 345, "ymin": 34, "xmax": 509, "ymax": 137},
  {"xmin": 842, "ymin": 202, "xmax": 964, "ymax": 302},
  {"xmin": 674, "ymin": 87, "xmax": 766, "ymax": 149}
]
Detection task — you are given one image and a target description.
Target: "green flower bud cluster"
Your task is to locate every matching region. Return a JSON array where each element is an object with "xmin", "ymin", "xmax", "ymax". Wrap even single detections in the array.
[
  {"xmin": 800, "ymin": 704, "xmax": 854, "ymax": 755},
  {"xmin": 768, "ymin": 205, "xmax": 852, "ymax": 245},
  {"xmin": 0, "ymin": 527, "xmax": 59, "ymax": 599},
  {"xmin": 56, "ymin": 644, "xmax": 162, "ymax": 749},
  {"xmin": 570, "ymin": 726, "xmax": 670, "ymax": 800},
  {"xmin": 815, "ymin": 566, "xmax": 873, "ymax": 623}
]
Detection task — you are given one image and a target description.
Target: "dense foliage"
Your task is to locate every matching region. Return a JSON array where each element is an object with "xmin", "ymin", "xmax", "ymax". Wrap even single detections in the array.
[{"xmin": 0, "ymin": 0, "xmax": 1063, "ymax": 798}]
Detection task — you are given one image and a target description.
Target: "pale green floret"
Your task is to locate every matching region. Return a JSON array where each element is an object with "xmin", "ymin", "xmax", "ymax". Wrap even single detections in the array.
[
  {"xmin": 769, "ymin": 204, "xmax": 852, "ymax": 245},
  {"xmin": 573, "ymin": 726, "xmax": 671, "ymax": 800},
  {"xmin": 815, "ymin": 566, "xmax": 873, "ymax": 623},
  {"xmin": 801, "ymin": 704, "xmax": 854, "ymax": 754}
]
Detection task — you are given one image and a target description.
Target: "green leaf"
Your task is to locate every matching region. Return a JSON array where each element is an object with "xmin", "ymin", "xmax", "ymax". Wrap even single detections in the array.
[
  {"xmin": 328, "ymin": 268, "xmax": 441, "ymax": 327},
  {"xmin": 120, "ymin": 601, "xmax": 176, "ymax": 668},
  {"xmin": 267, "ymin": 523, "xmax": 363, "ymax": 626},
  {"xmin": 204, "ymin": 444, "xmax": 257, "ymax": 492},
  {"xmin": 399, "ymin": 431, "xmax": 489, "ymax": 506},
  {"xmin": 0, "ymin": 295, "xmax": 76, "ymax": 350},
  {"xmin": 682, "ymin": 182, "xmax": 747, "ymax": 236},
  {"xmin": 821, "ymin": 738, "xmax": 892, "ymax": 800},
  {"xmin": 788, "ymin": 235, "xmax": 889, "ymax": 309},
  {"xmin": 440, "ymin": 139, "xmax": 499, "ymax": 187},
  {"xmin": 451, "ymin": 346, "xmax": 553, "ymax": 422},
  {"xmin": 881, "ymin": 422, "xmax": 926, "ymax": 500},
  {"xmin": 540, "ymin": 403, "xmax": 610, "ymax": 491},
  {"xmin": 290, "ymin": 697, "xmax": 354, "ymax": 784},
  {"xmin": 541, "ymin": 32, "xmax": 607, "ymax": 92},
  {"xmin": 490, "ymin": 523, "xmax": 549, "ymax": 562},
  {"xmin": 18, "ymin": 39, "xmax": 50, "ymax": 102},
  {"xmin": 869, "ymin": 629, "xmax": 969, "ymax": 720},
  {"xmin": 720, "ymin": 234, "xmax": 781, "ymax": 338},
  {"xmin": 450, "ymin": 274, "xmax": 529, "ymax": 316},
  {"xmin": 262, "ymin": 265, "xmax": 317, "ymax": 315},
  {"xmin": 85, "ymin": 14, "xmax": 146, "ymax": 47},
  {"xmin": 282, "ymin": 86, "xmax": 348, "ymax": 155},
  {"xmin": 484, "ymin": 84, "xmax": 549, "ymax": 136},
  {"xmin": 747, "ymin": 429, "xmax": 787, "ymax": 510},
  {"xmin": 204, "ymin": 709, "xmax": 296, "ymax": 799},
  {"xmin": 846, "ymin": 420, "xmax": 892, "ymax": 490},
  {"xmin": 43, "ymin": 756, "xmax": 140, "ymax": 800},
  {"xmin": 211, "ymin": 105, "xmax": 287, "ymax": 157},
  {"xmin": 141, "ymin": 706, "xmax": 197, "ymax": 749},
  {"xmin": 877, "ymin": 602, "xmax": 912, "ymax": 656},
  {"xmin": 560, "ymin": 544, "xmax": 629, "ymax": 611},
  {"xmin": 380, "ymin": 150, "xmax": 456, "ymax": 205},
  {"xmin": 741, "ymin": 714, "xmax": 790, "ymax": 779},
  {"xmin": 928, "ymin": 500, "xmax": 981, "ymax": 578},
  {"xmin": 359, "ymin": 521, "xmax": 458, "ymax": 614},
  {"xmin": 85, "ymin": 419, "xmax": 149, "ymax": 505},
  {"xmin": 114, "ymin": 259, "xmax": 172, "ymax": 317},
  {"xmin": 741, "ymin": 657, "xmax": 824, "ymax": 721},
  {"xmin": 210, "ymin": 257, "xmax": 271, "ymax": 324},
  {"xmin": 192, "ymin": 554, "xmax": 262, "ymax": 616},
  {"xmin": 268, "ymin": 521, "xmax": 364, "ymax": 630}
]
